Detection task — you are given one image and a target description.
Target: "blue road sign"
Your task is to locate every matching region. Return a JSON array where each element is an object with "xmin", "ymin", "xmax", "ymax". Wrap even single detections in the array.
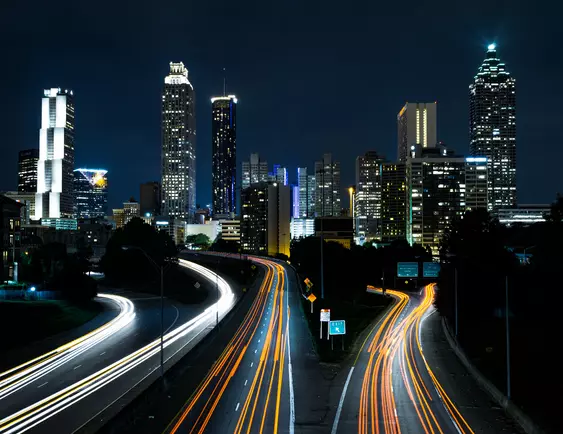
[
  {"xmin": 423, "ymin": 262, "xmax": 441, "ymax": 278},
  {"xmin": 329, "ymin": 320, "xmax": 346, "ymax": 335},
  {"xmin": 397, "ymin": 262, "xmax": 418, "ymax": 278}
]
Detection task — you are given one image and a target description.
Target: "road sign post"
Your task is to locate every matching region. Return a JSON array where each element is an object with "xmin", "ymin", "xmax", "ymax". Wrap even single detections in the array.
[
  {"xmin": 320, "ymin": 309, "xmax": 330, "ymax": 340},
  {"xmin": 307, "ymin": 293, "xmax": 317, "ymax": 314}
]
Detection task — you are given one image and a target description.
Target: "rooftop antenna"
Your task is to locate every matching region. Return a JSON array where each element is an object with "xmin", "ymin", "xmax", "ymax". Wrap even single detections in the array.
[{"xmin": 223, "ymin": 67, "xmax": 226, "ymax": 96}]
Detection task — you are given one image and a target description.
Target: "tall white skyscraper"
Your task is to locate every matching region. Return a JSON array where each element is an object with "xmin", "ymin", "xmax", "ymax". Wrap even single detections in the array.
[
  {"xmin": 161, "ymin": 62, "xmax": 196, "ymax": 220},
  {"xmin": 315, "ymin": 153, "xmax": 341, "ymax": 217},
  {"xmin": 34, "ymin": 88, "xmax": 75, "ymax": 219},
  {"xmin": 397, "ymin": 102, "xmax": 437, "ymax": 162},
  {"xmin": 469, "ymin": 44, "xmax": 516, "ymax": 212},
  {"xmin": 241, "ymin": 153, "xmax": 268, "ymax": 190}
]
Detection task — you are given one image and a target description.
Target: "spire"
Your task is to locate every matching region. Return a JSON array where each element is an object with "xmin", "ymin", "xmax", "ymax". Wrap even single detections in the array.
[{"xmin": 223, "ymin": 67, "xmax": 226, "ymax": 96}]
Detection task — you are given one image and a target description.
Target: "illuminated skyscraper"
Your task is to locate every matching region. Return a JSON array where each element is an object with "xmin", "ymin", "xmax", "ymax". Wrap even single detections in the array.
[
  {"xmin": 297, "ymin": 167, "xmax": 315, "ymax": 218},
  {"xmin": 355, "ymin": 151, "xmax": 385, "ymax": 242},
  {"xmin": 161, "ymin": 62, "xmax": 196, "ymax": 220},
  {"xmin": 315, "ymin": 154, "xmax": 340, "ymax": 217},
  {"xmin": 241, "ymin": 153, "xmax": 268, "ymax": 189},
  {"xmin": 211, "ymin": 95, "xmax": 237, "ymax": 216},
  {"xmin": 34, "ymin": 88, "xmax": 75, "ymax": 219},
  {"xmin": 469, "ymin": 44, "xmax": 516, "ymax": 212},
  {"xmin": 397, "ymin": 102, "xmax": 437, "ymax": 162},
  {"xmin": 381, "ymin": 162, "xmax": 407, "ymax": 242},
  {"xmin": 73, "ymin": 169, "xmax": 108, "ymax": 218},
  {"xmin": 18, "ymin": 149, "xmax": 39, "ymax": 193}
]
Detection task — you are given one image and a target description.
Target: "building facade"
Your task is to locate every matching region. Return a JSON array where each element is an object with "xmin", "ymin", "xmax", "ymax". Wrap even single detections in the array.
[
  {"xmin": 274, "ymin": 165, "xmax": 288, "ymax": 186},
  {"xmin": 315, "ymin": 153, "xmax": 341, "ymax": 217},
  {"xmin": 140, "ymin": 181, "xmax": 161, "ymax": 217},
  {"xmin": 355, "ymin": 151, "xmax": 385, "ymax": 243},
  {"xmin": 73, "ymin": 169, "xmax": 108, "ymax": 219},
  {"xmin": 381, "ymin": 163, "xmax": 407, "ymax": 242},
  {"xmin": 469, "ymin": 44, "xmax": 517, "ymax": 213},
  {"xmin": 241, "ymin": 182, "xmax": 290, "ymax": 256},
  {"xmin": 241, "ymin": 153, "xmax": 268, "ymax": 190},
  {"xmin": 498, "ymin": 205, "xmax": 549, "ymax": 227},
  {"xmin": 211, "ymin": 95, "xmax": 237, "ymax": 216},
  {"xmin": 35, "ymin": 88, "xmax": 75, "ymax": 220},
  {"xmin": 1, "ymin": 195, "xmax": 22, "ymax": 282},
  {"xmin": 161, "ymin": 62, "xmax": 196, "ymax": 220},
  {"xmin": 465, "ymin": 157, "xmax": 489, "ymax": 211},
  {"xmin": 397, "ymin": 102, "xmax": 437, "ymax": 162},
  {"xmin": 290, "ymin": 217, "xmax": 315, "ymax": 240},
  {"xmin": 297, "ymin": 167, "xmax": 315, "ymax": 218},
  {"xmin": 18, "ymin": 149, "xmax": 39, "ymax": 193}
]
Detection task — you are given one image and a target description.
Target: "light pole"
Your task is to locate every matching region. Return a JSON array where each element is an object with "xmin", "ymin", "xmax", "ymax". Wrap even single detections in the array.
[
  {"xmin": 505, "ymin": 275, "xmax": 511, "ymax": 399},
  {"xmin": 455, "ymin": 267, "xmax": 458, "ymax": 337},
  {"xmin": 122, "ymin": 245, "xmax": 168, "ymax": 381}
]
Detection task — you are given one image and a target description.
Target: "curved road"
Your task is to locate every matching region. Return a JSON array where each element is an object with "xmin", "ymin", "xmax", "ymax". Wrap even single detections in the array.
[{"xmin": 0, "ymin": 259, "xmax": 235, "ymax": 434}]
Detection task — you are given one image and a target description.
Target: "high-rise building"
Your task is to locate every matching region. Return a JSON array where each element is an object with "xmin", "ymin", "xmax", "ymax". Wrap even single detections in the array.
[
  {"xmin": 0, "ymin": 195, "xmax": 22, "ymax": 281},
  {"xmin": 73, "ymin": 169, "xmax": 108, "ymax": 219},
  {"xmin": 469, "ymin": 44, "xmax": 516, "ymax": 212},
  {"xmin": 18, "ymin": 149, "xmax": 39, "ymax": 193},
  {"xmin": 161, "ymin": 62, "xmax": 196, "ymax": 220},
  {"xmin": 397, "ymin": 102, "xmax": 437, "ymax": 162},
  {"xmin": 290, "ymin": 217, "xmax": 315, "ymax": 240},
  {"xmin": 381, "ymin": 163, "xmax": 407, "ymax": 242},
  {"xmin": 241, "ymin": 182, "xmax": 290, "ymax": 256},
  {"xmin": 140, "ymin": 181, "xmax": 161, "ymax": 217},
  {"xmin": 274, "ymin": 165, "xmax": 288, "ymax": 186},
  {"xmin": 355, "ymin": 151, "xmax": 385, "ymax": 242},
  {"xmin": 211, "ymin": 95, "xmax": 237, "ymax": 216},
  {"xmin": 315, "ymin": 154, "xmax": 341, "ymax": 217},
  {"xmin": 123, "ymin": 199, "xmax": 140, "ymax": 226},
  {"xmin": 291, "ymin": 185, "xmax": 300, "ymax": 218},
  {"xmin": 241, "ymin": 153, "xmax": 268, "ymax": 190},
  {"xmin": 406, "ymin": 145, "xmax": 488, "ymax": 256},
  {"xmin": 297, "ymin": 167, "xmax": 316, "ymax": 218},
  {"xmin": 34, "ymin": 88, "xmax": 75, "ymax": 220},
  {"xmin": 0, "ymin": 191, "xmax": 35, "ymax": 225}
]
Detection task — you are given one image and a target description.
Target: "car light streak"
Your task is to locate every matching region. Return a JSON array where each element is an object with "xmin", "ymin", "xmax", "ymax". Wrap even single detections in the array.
[
  {"xmin": 0, "ymin": 259, "xmax": 235, "ymax": 434},
  {"xmin": 0, "ymin": 293, "xmax": 135, "ymax": 401}
]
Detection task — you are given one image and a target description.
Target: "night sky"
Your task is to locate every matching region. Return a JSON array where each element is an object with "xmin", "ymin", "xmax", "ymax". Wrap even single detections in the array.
[{"xmin": 1, "ymin": 2, "xmax": 561, "ymax": 209}]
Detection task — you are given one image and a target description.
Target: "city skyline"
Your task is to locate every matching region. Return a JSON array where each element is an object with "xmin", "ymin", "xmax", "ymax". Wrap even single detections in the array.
[{"xmin": 1, "ymin": 7, "xmax": 559, "ymax": 210}]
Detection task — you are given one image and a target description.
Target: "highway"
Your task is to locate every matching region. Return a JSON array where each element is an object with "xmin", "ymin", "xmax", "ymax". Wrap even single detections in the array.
[
  {"xmin": 165, "ymin": 257, "xmax": 296, "ymax": 434},
  {"xmin": 333, "ymin": 284, "xmax": 475, "ymax": 434},
  {"xmin": 0, "ymin": 259, "xmax": 236, "ymax": 434}
]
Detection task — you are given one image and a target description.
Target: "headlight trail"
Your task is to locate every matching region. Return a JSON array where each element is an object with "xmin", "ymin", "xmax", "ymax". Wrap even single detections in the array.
[
  {"xmin": 357, "ymin": 284, "xmax": 474, "ymax": 434},
  {"xmin": 166, "ymin": 256, "xmax": 293, "ymax": 434},
  {"xmin": 0, "ymin": 259, "xmax": 235, "ymax": 434},
  {"xmin": 0, "ymin": 293, "xmax": 135, "ymax": 401}
]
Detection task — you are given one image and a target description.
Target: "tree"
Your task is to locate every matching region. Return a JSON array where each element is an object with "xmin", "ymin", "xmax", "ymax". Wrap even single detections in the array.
[
  {"xmin": 185, "ymin": 233, "xmax": 212, "ymax": 250},
  {"xmin": 210, "ymin": 237, "xmax": 240, "ymax": 253}
]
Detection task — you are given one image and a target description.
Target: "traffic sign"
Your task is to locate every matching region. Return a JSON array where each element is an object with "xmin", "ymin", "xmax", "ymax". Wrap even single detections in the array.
[
  {"xmin": 329, "ymin": 320, "xmax": 346, "ymax": 335},
  {"xmin": 397, "ymin": 262, "xmax": 418, "ymax": 278},
  {"xmin": 307, "ymin": 293, "xmax": 317, "ymax": 303},
  {"xmin": 320, "ymin": 309, "xmax": 330, "ymax": 322},
  {"xmin": 304, "ymin": 278, "xmax": 314, "ymax": 291},
  {"xmin": 423, "ymin": 262, "xmax": 440, "ymax": 278}
]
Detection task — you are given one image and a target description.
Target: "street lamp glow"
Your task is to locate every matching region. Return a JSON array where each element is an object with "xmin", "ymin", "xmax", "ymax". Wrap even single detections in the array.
[
  {"xmin": 488, "ymin": 43, "xmax": 496, "ymax": 50},
  {"xmin": 29, "ymin": 286, "xmax": 36, "ymax": 292}
]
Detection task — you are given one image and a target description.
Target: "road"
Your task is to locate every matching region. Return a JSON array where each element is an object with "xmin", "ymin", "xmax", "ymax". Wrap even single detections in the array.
[
  {"xmin": 0, "ymin": 259, "xmax": 236, "ymax": 434},
  {"xmin": 333, "ymin": 284, "xmax": 475, "ymax": 434},
  {"xmin": 165, "ymin": 257, "xmax": 297, "ymax": 434}
]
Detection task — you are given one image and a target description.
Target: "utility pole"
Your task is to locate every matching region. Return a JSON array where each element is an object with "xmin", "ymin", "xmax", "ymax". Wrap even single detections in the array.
[
  {"xmin": 160, "ymin": 266, "xmax": 164, "ymax": 379},
  {"xmin": 455, "ymin": 267, "xmax": 458, "ymax": 337},
  {"xmin": 505, "ymin": 275, "xmax": 511, "ymax": 399}
]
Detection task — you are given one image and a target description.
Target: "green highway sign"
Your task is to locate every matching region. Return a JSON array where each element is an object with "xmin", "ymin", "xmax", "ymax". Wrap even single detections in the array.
[
  {"xmin": 423, "ymin": 262, "xmax": 441, "ymax": 278},
  {"xmin": 397, "ymin": 262, "xmax": 418, "ymax": 278},
  {"xmin": 329, "ymin": 320, "xmax": 346, "ymax": 336}
]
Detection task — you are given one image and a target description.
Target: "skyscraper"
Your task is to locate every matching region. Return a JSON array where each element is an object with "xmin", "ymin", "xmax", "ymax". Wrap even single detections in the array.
[
  {"xmin": 315, "ymin": 154, "xmax": 341, "ymax": 217},
  {"xmin": 241, "ymin": 153, "xmax": 268, "ymax": 189},
  {"xmin": 161, "ymin": 62, "xmax": 196, "ymax": 220},
  {"xmin": 355, "ymin": 151, "xmax": 385, "ymax": 242},
  {"xmin": 297, "ymin": 167, "xmax": 316, "ymax": 218},
  {"xmin": 274, "ymin": 165, "xmax": 288, "ymax": 186},
  {"xmin": 34, "ymin": 88, "xmax": 75, "ymax": 220},
  {"xmin": 381, "ymin": 162, "xmax": 407, "ymax": 242},
  {"xmin": 73, "ymin": 169, "xmax": 108, "ymax": 218},
  {"xmin": 211, "ymin": 95, "xmax": 237, "ymax": 216},
  {"xmin": 140, "ymin": 181, "xmax": 161, "ymax": 217},
  {"xmin": 18, "ymin": 149, "xmax": 39, "ymax": 193},
  {"xmin": 469, "ymin": 44, "xmax": 516, "ymax": 212},
  {"xmin": 397, "ymin": 102, "xmax": 437, "ymax": 162}
]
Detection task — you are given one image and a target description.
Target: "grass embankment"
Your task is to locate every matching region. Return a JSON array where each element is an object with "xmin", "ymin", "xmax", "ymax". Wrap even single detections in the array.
[
  {"xmin": 0, "ymin": 300, "xmax": 103, "ymax": 350},
  {"xmin": 301, "ymin": 290, "xmax": 392, "ymax": 363}
]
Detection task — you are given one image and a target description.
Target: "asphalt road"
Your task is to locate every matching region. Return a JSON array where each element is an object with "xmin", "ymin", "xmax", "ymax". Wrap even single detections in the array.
[
  {"xmin": 164, "ymin": 256, "xmax": 303, "ymax": 434},
  {"xmin": 0, "ymin": 259, "xmax": 235, "ymax": 434},
  {"xmin": 333, "ymin": 285, "xmax": 478, "ymax": 434}
]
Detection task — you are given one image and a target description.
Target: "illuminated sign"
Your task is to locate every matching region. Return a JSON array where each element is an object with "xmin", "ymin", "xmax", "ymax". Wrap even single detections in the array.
[
  {"xmin": 397, "ymin": 262, "xmax": 418, "ymax": 278},
  {"xmin": 423, "ymin": 262, "xmax": 441, "ymax": 278}
]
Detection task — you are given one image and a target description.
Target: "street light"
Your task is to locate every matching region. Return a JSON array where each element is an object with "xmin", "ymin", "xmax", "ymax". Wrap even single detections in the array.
[{"xmin": 121, "ymin": 245, "xmax": 168, "ymax": 381}]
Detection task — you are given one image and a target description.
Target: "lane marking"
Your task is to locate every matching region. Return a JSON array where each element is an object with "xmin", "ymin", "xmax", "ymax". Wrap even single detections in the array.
[
  {"xmin": 244, "ymin": 380, "xmax": 248, "ymax": 386},
  {"xmin": 37, "ymin": 382, "xmax": 48, "ymax": 389},
  {"xmin": 330, "ymin": 366, "xmax": 355, "ymax": 434},
  {"xmin": 235, "ymin": 402, "xmax": 240, "ymax": 412},
  {"xmin": 255, "ymin": 350, "xmax": 257, "ymax": 354},
  {"xmin": 99, "ymin": 352, "xmax": 106, "ymax": 356},
  {"xmin": 73, "ymin": 365, "xmax": 82, "ymax": 370},
  {"xmin": 250, "ymin": 362, "xmax": 254, "ymax": 367},
  {"xmin": 164, "ymin": 304, "xmax": 181, "ymax": 335}
]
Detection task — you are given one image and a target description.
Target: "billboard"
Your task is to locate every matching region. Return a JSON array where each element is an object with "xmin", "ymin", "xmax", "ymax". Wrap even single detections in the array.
[
  {"xmin": 423, "ymin": 262, "xmax": 441, "ymax": 278},
  {"xmin": 397, "ymin": 262, "xmax": 418, "ymax": 278}
]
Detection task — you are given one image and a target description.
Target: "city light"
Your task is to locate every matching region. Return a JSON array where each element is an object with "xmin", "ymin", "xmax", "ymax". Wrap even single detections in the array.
[{"xmin": 488, "ymin": 43, "xmax": 496, "ymax": 50}]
